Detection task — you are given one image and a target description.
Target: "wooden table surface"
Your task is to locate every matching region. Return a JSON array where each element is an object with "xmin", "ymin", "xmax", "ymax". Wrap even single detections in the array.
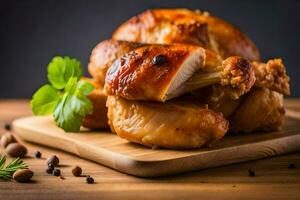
[{"xmin": 0, "ymin": 99, "xmax": 299, "ymax": 200}]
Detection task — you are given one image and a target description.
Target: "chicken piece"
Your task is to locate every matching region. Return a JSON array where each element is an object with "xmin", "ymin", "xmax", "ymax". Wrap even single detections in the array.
[
  {"xmin": 252, "ymin": 58, "xmax": 290, "ymax": 95},
  {"xmin": 187, "ymin": 56, "xmax": 255, "ymax": 99},
  {"xmin": 113, "ymin": 8, "xmax": 260, "ymax": 61},
  {"xmin": 190, "ymin": 58, "xmax": 290, "ymax": 118},
  {"xmin": 88, "ymin": 40, "xmax": 147, "ymax": 86},
  {"xmin": 81, "ymin": 78, "xmax": 109, "ymax": 130},
  {"xmin": 106, "ymin": 95, "xmax": 229, "ymax": 149},
  {"xmin": 229, "ymin": 88, "xmax": 285, "ymax": 132},
  {"xmin": 104, "ymin": 44, "xmax": 255, "ymax": 102}
]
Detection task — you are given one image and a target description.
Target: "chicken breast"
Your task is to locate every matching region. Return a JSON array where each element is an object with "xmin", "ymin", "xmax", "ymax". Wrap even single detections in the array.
[
  {"xmin": 81, "ymin": 78, "xmax": 109, "ymax": 130},
  {"xmin": 106, "ymin": 95, "xmax": 229, "ymax": 149},
  {"xmin": 113, "ymin": 8, "xmax": 260, "ymax": 61},
  {"xmin": 104, "ymin": 44, "xmax": 206, "ymax": 102}
]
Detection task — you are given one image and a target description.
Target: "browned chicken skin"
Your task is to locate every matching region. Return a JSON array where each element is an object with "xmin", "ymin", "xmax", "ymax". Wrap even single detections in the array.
[
  {"xmin": 88, "ymin": 40, "xmax": 148, "ymax": 86},
  {"xmin": 107, "ymin": 95, "xmax": 228, "ymax": 149},
  {"xmin": 113, "ymin": 8, "xmax": 260, "ymax": 61}
]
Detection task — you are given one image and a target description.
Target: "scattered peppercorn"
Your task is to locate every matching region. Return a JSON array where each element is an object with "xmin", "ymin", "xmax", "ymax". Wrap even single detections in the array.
[
  {"xmin": 72, "ymin": 166, "xmax": 82, "ymax": 177},
  {"xmin": 4, "ymin": 123, "xmax": 11, "ymax": 131},
  {"xmin": 46, "ymin": 164, "xmax": 54, "ymax": 174},
  {"xmin": 47, "ymin": 155, "xmax": 59, "ymax": 166},
  {"xmin": 5, "ymin": 143, "xmax": 27, "ymax": 158},
  {"xmin": 248, "ymin": 169, "xmax": 255, "ymax": 177},
  {"xmin": 152, "ymin": 55, "xmax": 167, "ymax": 65},
  {"xmin": 53, "ymin": 168, "xmax": 61, "ymax": 176},
  {"xmin": 86, "ymin": 176, "xmax": 94, "ymax": 184},
  {"xmin": 289, "ymin": 163, "xmax": 296, "ymax": 169},
  {"xmin": 34, "ymin": 151, "xmax": 42, "ymax": 158}
]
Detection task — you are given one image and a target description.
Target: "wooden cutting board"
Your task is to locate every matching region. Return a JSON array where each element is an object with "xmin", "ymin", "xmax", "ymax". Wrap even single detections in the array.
[{"xmin": 12, "ymin": 109, "xmax": 300, "ymax": 178}]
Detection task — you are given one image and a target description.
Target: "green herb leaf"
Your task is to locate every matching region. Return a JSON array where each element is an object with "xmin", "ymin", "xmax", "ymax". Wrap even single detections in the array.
[
  {"xmin": 0, "ymin": 155, "xmax": 28, "ymax": 180},
  {"xmin": 77, "ymin": 80, "xmax": 94, "ymax": 95},
  {"xmin": 31, "ymin": 56, "xmax": 94, "ymax": 132},
  {"xmin": 53, "ymin": 77, "xmax": 94, "ymax": 132},
  {"xmin": 47, "ymin": 56, "xmax": 82, "ymax": 90},
  {"xmin": 53, "ymin": 93, "xmax": 83, "ymax": 132},
  {"xmin": 31, "ymin": 84, "xmax": 61, "ymax": 115}
]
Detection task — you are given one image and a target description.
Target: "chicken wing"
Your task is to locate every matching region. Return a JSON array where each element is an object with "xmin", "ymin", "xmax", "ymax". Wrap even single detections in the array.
[
  {"xmin": 252, "ymin": 58, "xmax": 290, "ymax": 95},
  {"xmin": 229, "ymin": 88, "xmax": 285, "ymax": 132}
]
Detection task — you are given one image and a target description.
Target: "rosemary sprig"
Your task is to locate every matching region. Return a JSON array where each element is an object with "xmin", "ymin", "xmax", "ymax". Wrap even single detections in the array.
[{"xmin": 0, "ymin": 155, "xmax": 28, "ymax": 180}]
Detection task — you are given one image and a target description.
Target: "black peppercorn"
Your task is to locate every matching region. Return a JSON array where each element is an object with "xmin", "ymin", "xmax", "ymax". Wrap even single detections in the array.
[
  {"xmin": 53, "ymin": 169, "xmax": 61, "ymax": 176},
  {"xmin": 4, "ymin": 123, "xmax": 11, "ymax": 131},
  {"xmin": 86, "ymin": 176, "xmax": 94, "ymax": 184},
  {"xmin": 46, "ymin": 163, "xmax": 54, "ymax": 174},
  {"xmin": 72, "ymin": 166, "xmax": 82, "ymax": 177},
  {"xmin": 34, "ymin": 151, "xmax": 42, "ymax": 158},
  {"xmin": 248, "ymin": 169, "xmax": 255, "ymax": 177},
  {"xmin": 289, "ymin": 163, "xmax": 296, "ymax": 169},
  {"xmin": 47, "ymin": 155, "xmax": 59, "ymax": 166},
  {"xmin": 152, "ymin": 55, "xmax": 167, "ymax": 65}
]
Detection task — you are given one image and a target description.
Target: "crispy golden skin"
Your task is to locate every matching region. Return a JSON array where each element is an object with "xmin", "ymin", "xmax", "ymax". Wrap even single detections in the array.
[
  {"xmin": 106, "ymin": 95, "xmax": 229, "ymax": 149},
  {"xmin": 252, "ymin": 58, "xmax": 290, "ymax": 95},
  {"xmin": 113, "ymin": 8, "xmax": 260, "ymax": 61},
  {"xmin": 81, "ymin": 78, "xmax": 109, "ymax": 130}
]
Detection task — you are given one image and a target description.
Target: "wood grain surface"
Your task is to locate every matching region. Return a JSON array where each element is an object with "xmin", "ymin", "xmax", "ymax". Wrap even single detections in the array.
[
  {"xmin": 12, "ymin": 113, "xmax": 300, "ymax": 177},
  {"xmin": 0, "ymin": 99, "xmax": 300, "ymax": 200}
]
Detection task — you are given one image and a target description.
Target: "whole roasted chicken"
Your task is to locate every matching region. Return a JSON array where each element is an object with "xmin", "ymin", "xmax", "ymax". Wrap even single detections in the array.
[{"xmin": 83, "ymin": 8, "xmax": 290, "ymax": 149}]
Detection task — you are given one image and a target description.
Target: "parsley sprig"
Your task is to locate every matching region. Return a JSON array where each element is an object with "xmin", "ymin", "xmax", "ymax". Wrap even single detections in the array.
[
  {"xmin": 31, "ymin": 56, "xmax": 94, "ymax": 132},
  {"xmin": 0, "ymin": 155, "xmax": 28, "ymax": 180}
]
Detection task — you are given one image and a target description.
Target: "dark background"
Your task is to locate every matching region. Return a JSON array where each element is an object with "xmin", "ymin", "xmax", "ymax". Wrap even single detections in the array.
[{"xmin": 0, "ymin": 0, "xmax": 299, "ymax": 98}]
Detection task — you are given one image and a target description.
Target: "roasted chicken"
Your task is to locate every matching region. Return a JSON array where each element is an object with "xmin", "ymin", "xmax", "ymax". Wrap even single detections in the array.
[
  {"xmin": 107, "ymin": 95, "xmax": 228, "ymax": 149},
  {"xmin": 82, "ymin": 8, "xmax": 290, "ymax": 149}
]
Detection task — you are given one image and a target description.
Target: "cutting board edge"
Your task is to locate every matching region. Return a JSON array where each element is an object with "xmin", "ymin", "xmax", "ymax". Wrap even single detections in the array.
[{"xmin": 13, "ymin": 116, "xmax": 300, "ymax": 177}]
